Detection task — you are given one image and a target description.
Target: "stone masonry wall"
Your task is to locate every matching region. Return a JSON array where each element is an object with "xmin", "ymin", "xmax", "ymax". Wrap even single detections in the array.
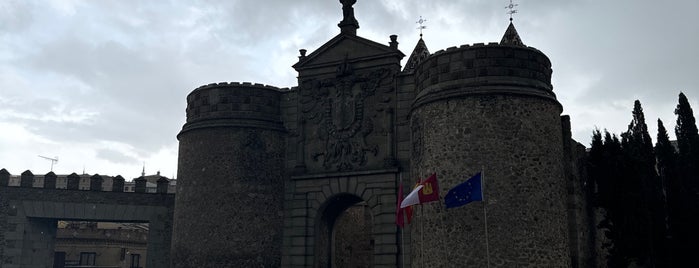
[
  {"xmin": 173, "ymin": 128, "xmax": 285, "ymax": 267},
  {"xmin": 410, "ymin": 94, "xmax": 569, "ymax": 267},
  {"xmin": 173, "ymin": 82, "xmax": 286, "ymax": 267},
  {"xmin": 0, "ymin": 186, "xmax": 174, "ymax": 268}
]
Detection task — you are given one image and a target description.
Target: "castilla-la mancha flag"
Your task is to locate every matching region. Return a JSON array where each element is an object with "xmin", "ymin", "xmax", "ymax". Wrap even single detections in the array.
[{"xmin": 400, "ymin": 174, "xmax": 439, "ymax": 208}]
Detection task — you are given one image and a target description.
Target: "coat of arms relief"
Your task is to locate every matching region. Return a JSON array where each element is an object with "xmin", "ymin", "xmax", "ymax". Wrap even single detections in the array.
[{"xmin": 300, "ymin": 59, "xmax": 392, "ymax": 171}]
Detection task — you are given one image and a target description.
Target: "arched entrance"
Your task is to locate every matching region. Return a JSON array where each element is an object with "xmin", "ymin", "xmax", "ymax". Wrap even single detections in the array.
[{"xmin": 316, "ymin": 194, "xmax": 374, "ymax": 268}]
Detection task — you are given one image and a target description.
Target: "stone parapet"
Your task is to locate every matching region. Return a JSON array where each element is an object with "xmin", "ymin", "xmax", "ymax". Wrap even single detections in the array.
[
  {"xmin": 179, "ymin": 82, "xmax": 288, "ymax": 136},
  {"xmin": 413, "ymin": 42, "xmax": 556, "ymax": 111}
]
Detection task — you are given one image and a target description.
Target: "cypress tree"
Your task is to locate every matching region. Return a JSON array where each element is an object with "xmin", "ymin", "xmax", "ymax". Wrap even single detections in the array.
[
  {"xmin": 675, "ymin": 92, "xmax": 699, "ymax": 169},
  {"xmin": 673, "ymin": 92, "xmax": 699, "ymax": 265},
  {"xmin": 675, "ymin": 92, "xmax": 699, "ymax": 190},
  {"xmin": 656, "ymin": 118, "xmax": 680, "ymax": 265},
  {"xmin": 622, "ymin": 101, "xmax": 667, "ymax": 267},
  {"xmin": 588, "ymin": 129, "xmax": 606, "ymax": 205},
  {"xmin": 596, "ymin": 131, "xmax": 629, "ymax": 267}
]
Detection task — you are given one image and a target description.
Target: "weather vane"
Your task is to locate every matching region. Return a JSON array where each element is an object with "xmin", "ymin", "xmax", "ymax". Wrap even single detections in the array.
[
  {"xmin": 505, "ymin": 0, "xmax": 518, "ymax": 21},
  {"xmin": 416, "ymin": 16, "xmax": 427, "ymax": 38}
]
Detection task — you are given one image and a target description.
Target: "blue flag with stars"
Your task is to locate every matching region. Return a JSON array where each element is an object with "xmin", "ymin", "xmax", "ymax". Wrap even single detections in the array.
[{"xmin": 444, "ymin": 172, "xmax": 483, "ymax": 208}]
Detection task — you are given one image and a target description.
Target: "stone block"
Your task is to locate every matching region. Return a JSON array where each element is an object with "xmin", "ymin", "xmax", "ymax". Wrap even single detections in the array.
[
  {"xmin": 290, "ymin": 236, "xmax": 306, "ymax": 246},
  {"xmin": 374, "ymin": 244, "xmax": 398, "ymax": 255},
  {"xmin": 288, "ymin": 217, "xmax": 307, "ymax": 227},
  {"xmin": 321, "ymin": 184, "xmax": 333, "ymax": 200},
  {"xmin": 289, "ymin": 208, "xmax": 307, "ymax": 217},
  {"xmin": 330, "ymin": 178, "xmax": 340, "ymax": 194},
  {"xmin": 374, "ymin": 213, "xmax": 397, "ymax": 225},
  {"xmin": 288, "ymin": 246, "xmax": 306, "ymax": 256}
]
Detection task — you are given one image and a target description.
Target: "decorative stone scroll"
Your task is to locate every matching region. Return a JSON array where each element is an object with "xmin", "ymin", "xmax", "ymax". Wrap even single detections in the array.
[{"xmin": 300, "ymin": 61, "xmax": 391, "ymax": 171}]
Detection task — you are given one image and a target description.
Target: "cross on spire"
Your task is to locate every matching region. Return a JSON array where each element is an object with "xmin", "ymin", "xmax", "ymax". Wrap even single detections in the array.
[
  {"xmin": 416, "ymin": 16, "xmax": 427, "ymax": 38},
  {"xmin": 505, "ymin": 0, "xmax": 519, "ymax": 21}
]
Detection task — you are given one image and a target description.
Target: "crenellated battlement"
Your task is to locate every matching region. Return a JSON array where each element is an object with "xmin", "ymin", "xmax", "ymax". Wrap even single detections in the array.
[
  {"xmin": 0, "ymin": 168, "xmax": 171, "ymax": 194},
  {"xmin": 180, "ymin": 81, "xmax": 289, "ymax": 136},
  {"xmin": 412, "ymin": 40, "xmax": 555, "ymax": 110},
  {"xmin": 192, "ymin": 81, "xmax": 288, "ymax": 92}
]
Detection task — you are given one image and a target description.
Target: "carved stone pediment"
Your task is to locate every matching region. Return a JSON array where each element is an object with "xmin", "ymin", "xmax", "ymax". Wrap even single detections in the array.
[{"xmin": 293, "ymin": 34, "xmax": 403, "ymax": 70}]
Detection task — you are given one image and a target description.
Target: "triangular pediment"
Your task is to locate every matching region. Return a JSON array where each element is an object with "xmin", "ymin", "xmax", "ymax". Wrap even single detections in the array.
[{"xmin": 293, "ymin": 33, "xmax": 404, "ymax": 70}]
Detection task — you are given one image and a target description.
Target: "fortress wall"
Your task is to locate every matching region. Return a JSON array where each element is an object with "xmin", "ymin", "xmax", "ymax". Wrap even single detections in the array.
[
  {"xmin": 409, "ymin": 44, "xmax": 569, "ymax": 267},
  {"xmin": 173, "ymin": 83, "xmax": 287, "ymax": 267},
  {"xmin": 0, "ymin": 183, "xmax": 174, "ymax": 267}
]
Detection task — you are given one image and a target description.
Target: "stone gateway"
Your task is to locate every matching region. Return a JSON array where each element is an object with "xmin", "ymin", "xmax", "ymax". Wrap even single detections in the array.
[{"xmin": 171, "ymin": 1, "xmax": 588, "ymax": 267}]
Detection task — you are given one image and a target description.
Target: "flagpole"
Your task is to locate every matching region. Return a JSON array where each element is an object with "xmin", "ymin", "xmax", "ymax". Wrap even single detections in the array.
[
  {"xmin": 482, "ymin": 167, "xmax": 491, "ymax": 268},
  {"xmin": 400, "ymin": 173, "xmax": 405, "ymax": 268},
  {"xmin": 420, "ymin": 203, "xmax": 424, "ymax": 268}
]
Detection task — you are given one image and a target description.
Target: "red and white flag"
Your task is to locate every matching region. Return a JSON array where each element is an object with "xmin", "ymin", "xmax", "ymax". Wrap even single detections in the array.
[{"xmin": 400, "ymin": 174, "xmax": 439, "ymax": 208}]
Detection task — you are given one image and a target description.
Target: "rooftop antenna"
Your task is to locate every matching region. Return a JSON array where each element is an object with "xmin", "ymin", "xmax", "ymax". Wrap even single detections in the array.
[
  {"xmin": 38, "ymin": 155, "xmax": 59, "ymax": 172},
  {"xmin": 416, "ymin": 16, "xmax": 427, "ymax": 38},
  {"xmin": 506, "ymin": 0, "xmax": 519, "ymax": 21}
]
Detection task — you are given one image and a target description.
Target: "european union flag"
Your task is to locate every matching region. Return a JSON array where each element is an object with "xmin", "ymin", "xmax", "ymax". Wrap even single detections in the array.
[{"xmin": 444, "ymin": 172, "xmax": 483, "ymax": 208}]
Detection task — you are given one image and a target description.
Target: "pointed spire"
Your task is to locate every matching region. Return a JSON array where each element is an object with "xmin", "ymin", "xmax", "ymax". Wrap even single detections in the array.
[
  {"xmin": 142, "ymin": 162, "xmax": 146, "ymax": 177},
  {"xmin": 403, "ymin": 37, "xmax": 430, "ymax": 72},
  {"xmin": 338, "ymin": 0, "xmax": 359, "ymax": 35},
  {"xmin": 500, "ymin": 22, "xmax": 525, "ymax": 47}
]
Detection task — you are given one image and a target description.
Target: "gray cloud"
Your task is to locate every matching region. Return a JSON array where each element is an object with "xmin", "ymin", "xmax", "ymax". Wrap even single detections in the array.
[
  {"xmin": 96, "ymin": 148, "xmax": 139, "ymax": 165},
  {"xmin": 0, "ymin": 0, "xmax": 697, "ymax": 176}
]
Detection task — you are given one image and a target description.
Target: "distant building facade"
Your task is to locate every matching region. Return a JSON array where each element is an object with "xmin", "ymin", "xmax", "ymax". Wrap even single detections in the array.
[{"xmin": 54, "ymin": 221, "xmax": 148, "ymax": 268}]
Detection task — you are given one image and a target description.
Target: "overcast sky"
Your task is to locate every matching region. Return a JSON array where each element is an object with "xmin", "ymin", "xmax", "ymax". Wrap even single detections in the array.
[{"xmin": 1, "ymin": 0, "xmax": 697, "ymax": 179}]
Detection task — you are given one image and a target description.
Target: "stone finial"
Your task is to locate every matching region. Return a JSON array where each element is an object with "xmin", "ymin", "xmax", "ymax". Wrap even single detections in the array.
[
  {"xmin": 156, "ymin": 176, "xmax": 170, "ymax": 194},
  {"xmin": 298, "ymin": 49, "xmax": 307, "ymax": 62},
  {"xmin": 67, "ymin": 173, "xmax": 80, "ymax": 190},
  {"xmin": 90, "ymin": 174, "xmax": 103, "ymax": 191},
  {"xmin": 0, "ymin": 168, "xmax": 9, "ymax": 186},
  {"xmin": 134, "ymin": 176, "xmax": 147, "ymax": 193},
  {"xmin": 338, "ymin": 0, "xmax": 359, "ymax": 35},
  {"xmin": 112, "ymin": 175, "xmax": 125, "ymax": 192},
  {"xmin": 20, "ymin": 170, "xmax": 33, "ymax": 188},
  {"xmin": 44, "ymin": 171, "xmax": 57, "ymax": 189},
  {"xmin": 389, "ymin": 35, "xmax": 398, "ymax": 49}
]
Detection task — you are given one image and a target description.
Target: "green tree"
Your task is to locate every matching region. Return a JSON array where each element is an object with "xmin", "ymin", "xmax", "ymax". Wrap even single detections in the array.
[
  {"xmin": 673, "ymin": 92, "xmax": 699, "ymax": 266},
  {"xmin": 593, "ymin": 101, "xmax": 669, "ymax": 267},
  {"xmin": 621, "ymin": 100, "xmax": 667, "ymax": 267},
  {"xmin": 656, "ymin": 118, "xmax": 680, "ymax": 265},
  {"xmin": 591, "ymin": 131, "xmax": 630, "ymax": 267}
]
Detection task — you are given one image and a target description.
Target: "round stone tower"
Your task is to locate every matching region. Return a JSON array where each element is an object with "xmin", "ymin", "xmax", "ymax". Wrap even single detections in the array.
[
  {"xmin": 408, "ymin": 23, "xmax": 570, "ymax": 267},
  {"xmin": 172, "ymin": 82, "xmax": 286, "ymax": 267}
]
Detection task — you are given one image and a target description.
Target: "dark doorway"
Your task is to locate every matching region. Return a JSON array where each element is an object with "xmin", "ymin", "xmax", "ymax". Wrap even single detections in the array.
[
  {"xmin": 333, "ymin": 203, "xmax": 374, "ymax": 268},
  {"xmin": 315, "ymin": 194, "xmax": 374, "ymax": 267}
]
